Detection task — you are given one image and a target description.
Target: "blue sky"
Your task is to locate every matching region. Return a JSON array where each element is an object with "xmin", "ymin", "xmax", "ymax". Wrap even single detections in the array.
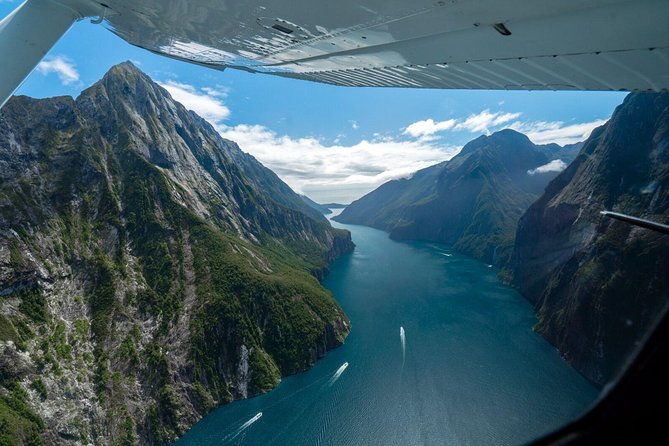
[{"xmin": 1, "ymin": 2, "xmax": 627, "ymax": 202}]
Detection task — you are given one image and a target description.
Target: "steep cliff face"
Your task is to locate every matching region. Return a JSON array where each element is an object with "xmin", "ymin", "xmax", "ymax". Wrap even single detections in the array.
[
  {"xmin": 506, "ymin": 92, "xmax": 669, "ymax": 386},
  {"xmin": 336, "ymin": 130, "xmax": 573, "ymax": 265},
  {"xmin": 0, "ymin": 63, "xmax": 353, "ymax": 445}
]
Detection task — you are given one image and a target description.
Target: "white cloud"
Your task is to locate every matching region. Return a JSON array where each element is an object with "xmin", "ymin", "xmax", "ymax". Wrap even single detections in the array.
[
  {"xmin": 154, "ymin": 79, "xmax": 609, "ymax": 202},
  {"xmin": 528, "ymin": 159, "xmax": 568, "ymax": 175},
  {"xmin": 453, "ymin": 110, "xmax": 522, "ymax": 133},
  {"xmin": 403, "ymin": 110, "xmax": 604, "ymax": 146},
  {"xmin": 154, "ymin": 79, "xmax": 459, "ymax": 202},
  {"xmin": 404, "ymin": 118, "xmax": 456, "ymax": 138},
  {"xmin": 36, "ymin": 55, "xmax": 80, "ymax": 86},
  {"xmin": 404, "ymin": 110, "xmax": 521, "ymax": 138},
  {"xmin": 158, "ymin": 80, "xmax": 230, "ymax": 123},
  {"xmin": 202, "ymin": 85, "xmax": 229, "ymax": 98},
  {"xmin": 218, "ymin": 124, "xmax": 458, "ymax": 203},
  {"xmin": 509, "ymin": 119, "xmax": 607, "ymax": 145}
]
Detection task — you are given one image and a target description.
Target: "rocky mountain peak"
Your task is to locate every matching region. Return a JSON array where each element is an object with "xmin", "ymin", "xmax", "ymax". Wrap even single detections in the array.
[
  {"xmin": 87, "ymin": 60, "xmax": 161, "ymax": 101},
  {"xmin": 459, "ymin": 129, "xmax": 535, "ymax": 156},
  {"xmin": 75, "ymin": 62, "xmax": 179, "ymax": 140},
  {"xmin": 105, "ymin": 60, "xmax": 143, "ymax": 77},
  {"xmin": 0, "ymin": 63, "xmax": 352, "ymax": 444}
]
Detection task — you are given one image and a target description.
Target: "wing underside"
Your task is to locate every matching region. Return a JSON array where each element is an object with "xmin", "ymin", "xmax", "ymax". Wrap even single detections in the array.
[
  {"xmin": 1, "ymin": 0, "xmax": 668, "ymax": 108},
  {"xmin": 101, "ymin": 0, "xmax": 669, "ymax": 91}
]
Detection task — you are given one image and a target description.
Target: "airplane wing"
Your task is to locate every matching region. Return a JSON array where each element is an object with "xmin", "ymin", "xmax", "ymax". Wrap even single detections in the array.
[{"xmin": 1, "ymin": 0, "xmax": 669, "ymax": 108}]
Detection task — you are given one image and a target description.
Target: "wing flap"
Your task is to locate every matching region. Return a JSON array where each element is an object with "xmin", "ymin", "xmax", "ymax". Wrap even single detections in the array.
[{"xmin": 273, "ymin": 47, "xmax": 669, "ymax": 91}]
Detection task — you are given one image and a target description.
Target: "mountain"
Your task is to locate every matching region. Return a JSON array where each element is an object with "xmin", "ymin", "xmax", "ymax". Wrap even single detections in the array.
[
  {"xmin": 299, "ymin": 196, "xmax": 349, "ymax": 216},
  {"xmin": 335, "ymin": 129, "xmax": 576, "ymax": 265},
  {"xmin": 538, "ymin": 141, "xmax": 584, "ymax": 163},
  {"xmin": 300, "ymin": 195, "xmax": 332, "ymax": 215},
  {"xmin": 0, "ymin": 62, "xmax": 353, "ymax": 445},
  {"xmin": 225, "ymin": 156, "xmax": 328, "ymax": 224},
  {"xmin": 505, "ymin": 92, "xmax": 669, "ymax": 386}
]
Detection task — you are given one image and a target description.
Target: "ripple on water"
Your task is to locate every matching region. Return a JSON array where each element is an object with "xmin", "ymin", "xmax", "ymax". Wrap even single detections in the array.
[{"xmin": 174, "ymin": 223, "xmax": 597, "ymax": 446}]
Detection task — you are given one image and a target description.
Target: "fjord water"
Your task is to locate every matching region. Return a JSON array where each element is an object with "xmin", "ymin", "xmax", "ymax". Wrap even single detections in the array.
[{"xmin": 175, "ymin": 216, "xmax": 597, "ymax": 445}]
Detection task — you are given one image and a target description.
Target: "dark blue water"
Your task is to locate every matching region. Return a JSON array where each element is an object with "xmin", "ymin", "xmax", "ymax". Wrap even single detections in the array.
[{"xmin": 174, "ymin": 217, "xmax": 597, "ymax": 445}]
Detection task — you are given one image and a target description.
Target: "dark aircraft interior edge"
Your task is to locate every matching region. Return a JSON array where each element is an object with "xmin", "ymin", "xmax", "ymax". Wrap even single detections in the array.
[
  {"xmin": 531, "ymin": 299, "xmax": 669, "ymax": 445},
  {"xmin": 1, "ymin": 1, "xmax": 668, "ymax": 443},
  {"xmin": 530, "ymin": 213, "xmax": 669, "ymax": 445}
]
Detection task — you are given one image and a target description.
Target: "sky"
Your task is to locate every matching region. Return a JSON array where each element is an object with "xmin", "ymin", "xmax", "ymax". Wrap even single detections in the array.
[{"xmin": 1, "ymin": 2, "xmax": 628, "ymax": 203}]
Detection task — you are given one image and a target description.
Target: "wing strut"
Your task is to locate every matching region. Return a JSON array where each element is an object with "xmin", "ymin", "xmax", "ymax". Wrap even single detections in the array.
[
  {"xmin": 600, "ymin": 211, "xmax": 669, "ymax": 235},
  {"xmin": 0, "ymin": 0, "xmax": 81, "ymax": 108}
]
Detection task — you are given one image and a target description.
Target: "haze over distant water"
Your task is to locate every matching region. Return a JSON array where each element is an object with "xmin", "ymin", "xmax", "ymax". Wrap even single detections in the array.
[{"xmin": 175, "ymin": 211, "xmax": 597, "ymax": 445}]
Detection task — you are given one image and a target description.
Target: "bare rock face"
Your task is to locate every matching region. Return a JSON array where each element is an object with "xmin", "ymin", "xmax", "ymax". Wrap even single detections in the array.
[
  {"xmin": 505, "ymin": 92, "xmax": 669, "ymax": 386},
  {"xmin": 0, "ymin": 62, "xmax": 352, "ymax": 445}
]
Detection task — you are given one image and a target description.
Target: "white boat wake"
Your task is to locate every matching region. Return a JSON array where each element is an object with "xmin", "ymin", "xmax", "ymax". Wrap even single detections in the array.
[
  {"xmin": 400, "ymin": 326, "xmax": 406, "ymax": 366},
  {"xmin": 223, "ymin": 412, "xmax": 263, "ymax": 443},
  {"xmin": 328, "ymin": 362, "xmax": 349, "ymax": 386}
]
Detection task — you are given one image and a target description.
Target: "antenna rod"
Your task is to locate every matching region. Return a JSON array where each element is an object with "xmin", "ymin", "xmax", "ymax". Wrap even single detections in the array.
[{"xmin": 600, "ymin": 211, "xmax": 669, "ymax": 235}]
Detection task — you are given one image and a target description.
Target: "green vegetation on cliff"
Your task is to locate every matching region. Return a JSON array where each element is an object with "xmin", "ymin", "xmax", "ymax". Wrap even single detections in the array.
[
  {"xmin": 0, "ymin": 62, "xmax": 353, "ymax": 444},
  {"xmin": 0, "ymin": 382, "xmax": 44, "ymax": 446}
]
